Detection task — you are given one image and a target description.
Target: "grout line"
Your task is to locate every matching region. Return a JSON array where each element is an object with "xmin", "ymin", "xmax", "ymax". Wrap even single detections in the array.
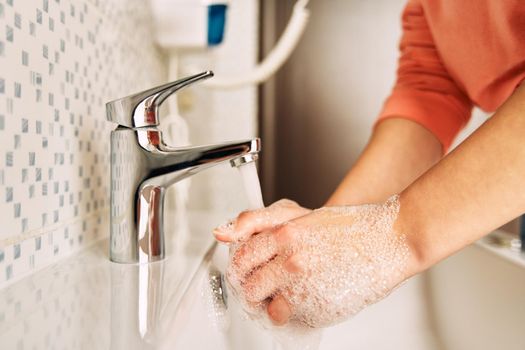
[
  {"xmin": 0, "ymin": 235, "xmax": 108, "ymax": 291},
  {"xmin": 0, "ymin": 207, "xmax": 109, "ymax": 248}
]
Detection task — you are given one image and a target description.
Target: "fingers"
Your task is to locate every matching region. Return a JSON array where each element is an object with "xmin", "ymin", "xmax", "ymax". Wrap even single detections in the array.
[
  {"xmin": 264, "ymin": 256, "xmax": 306, "ymax": 326},
  {"xmin": 282, "ymin": 254, "xmax": 305, "ymax": 274},
  {"xmin": 240, "ymin": 253, "xmax": 305, "ymax": 303},
  {"xmin": 267, "ymin": 294, "xmax": 292, "ymax": 326},
  {"xmin": 230, "ymin": 224, "xmax": 297, "ymax": 279},
  {"xmin": 241, "ymin": 257, "xmax": 286, "ymax": 304},
  {"xmin": 213, "ymin": 199, "xmax": 310, "ymax": 242},
  {"xmin": 229, "ymin": 231, "xmax": 279, "ymax": 280}
]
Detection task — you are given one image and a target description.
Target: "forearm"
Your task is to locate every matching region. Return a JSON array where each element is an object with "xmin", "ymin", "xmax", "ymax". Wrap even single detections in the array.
[
  {"xmin": 399, "ymin": 84, "xmax": 525, "ymax": 275},
  {"xmin": 326, "ymin": 118, "xmax": 442, "ymax": 206}
]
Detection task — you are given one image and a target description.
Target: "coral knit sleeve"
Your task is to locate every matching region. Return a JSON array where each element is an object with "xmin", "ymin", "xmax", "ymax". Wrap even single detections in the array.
[{"xmin": 376, "ymin": 1, "xmax": 473, "ymax": 152}]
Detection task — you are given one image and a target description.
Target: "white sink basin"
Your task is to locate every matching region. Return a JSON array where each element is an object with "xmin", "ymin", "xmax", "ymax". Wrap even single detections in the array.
[
  {"xmin": 0, "ymin": 211, "xmax": 274, "ymax": 350},
  {"xmin": 4, "ymin": 209, "xmax": 523, "ymax": 350}
]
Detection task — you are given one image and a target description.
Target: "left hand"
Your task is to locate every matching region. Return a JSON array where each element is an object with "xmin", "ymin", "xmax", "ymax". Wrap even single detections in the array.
[
  {"xmin": 216, "ymin": 196, "xmax": 415, "ymax": 328},
  {"xmin": 213, "ymin": 198, "xmax": 311, "ymax": 242}
]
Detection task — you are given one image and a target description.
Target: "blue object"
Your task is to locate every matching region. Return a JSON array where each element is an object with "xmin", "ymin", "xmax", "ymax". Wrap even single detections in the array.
[{"xmin": 207, "ymin": 4, "xmax": 228, "ymax": 46}]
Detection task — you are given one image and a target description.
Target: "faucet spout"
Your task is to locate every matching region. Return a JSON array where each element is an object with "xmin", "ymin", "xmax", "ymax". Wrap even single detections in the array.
[
  {"xmin": 107, "ymin": 72, "xmax": 261, "ymax": 264},
  {"xmin": 109, "ymin": 127, "xmax": 260, "ymax": 264},
  {"xmin": 135, "ymin": 128, "xmax": 260, "ymax": 187}
]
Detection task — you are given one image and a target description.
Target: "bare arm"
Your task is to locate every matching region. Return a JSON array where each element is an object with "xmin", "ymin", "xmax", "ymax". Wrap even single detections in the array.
[
  {"xmin": 326, "ymin": 118, "xmax": 442, "ymax": 206},
  {"xmin": 400, "ymin": 83, "xmax": 525, "ymax": 274}
]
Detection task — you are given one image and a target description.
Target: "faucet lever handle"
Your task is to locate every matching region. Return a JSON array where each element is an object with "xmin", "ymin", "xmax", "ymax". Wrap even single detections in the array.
[{"xmin": 106, "ymin": 71, "xmax": 214, "ymax": 128}]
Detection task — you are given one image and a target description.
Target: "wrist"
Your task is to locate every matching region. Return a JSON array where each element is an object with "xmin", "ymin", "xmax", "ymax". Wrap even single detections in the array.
[{"xmin": 393, "ymin": 191, "xmax": 433, "ymax": 277}]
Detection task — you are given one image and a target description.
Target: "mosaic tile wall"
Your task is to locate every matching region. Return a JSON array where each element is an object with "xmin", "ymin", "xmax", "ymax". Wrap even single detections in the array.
[
  {"xmin": 0, "ymin": 0, "xmax": 167, "ymax": 288},
  {"xmin": 0, "ymin": 241, "xmax": 110, "ymax": 349}
]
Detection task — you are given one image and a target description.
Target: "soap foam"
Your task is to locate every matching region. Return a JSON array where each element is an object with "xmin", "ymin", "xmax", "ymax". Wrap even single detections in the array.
[{"xmin": 226, "ymin": 195, "xmax": 410, "ymax": 328}]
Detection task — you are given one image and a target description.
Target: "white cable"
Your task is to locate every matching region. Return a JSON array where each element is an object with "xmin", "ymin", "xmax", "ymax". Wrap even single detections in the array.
[{"xmin": 187, "ymin": 0, "xmax": 310, "ymax": 89}]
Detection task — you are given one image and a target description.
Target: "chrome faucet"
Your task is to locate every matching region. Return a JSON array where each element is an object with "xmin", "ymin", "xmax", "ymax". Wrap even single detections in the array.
[{"xmin": 106, "ymin": 71, "xmax": 261, "ymax": 264}]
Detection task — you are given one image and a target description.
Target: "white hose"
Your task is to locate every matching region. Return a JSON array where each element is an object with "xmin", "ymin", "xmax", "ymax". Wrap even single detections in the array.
[{"xmin": 188, "ymin": 0, "xmax": 310, "ymax": 89}]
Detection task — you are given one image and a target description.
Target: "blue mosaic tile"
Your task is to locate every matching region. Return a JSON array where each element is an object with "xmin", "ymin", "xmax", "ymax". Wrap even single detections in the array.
[
  {"xmin": 21, "ymin": 118, "xmax": 28, "ymax": 132},
  {"xmin": 14, "ymin": 243, "xmax": 20, "ymax": 259},
  {"xmin": 5, "ymin": 187, "xmax": 13, "ymax": 202},
  {"xmin": 14, "ymin": 12, "xmax": 21, "ymax": 29},
  {"xmin": 30, "ymin": 71, "xmax": 42, "ymax": 85},
  {"xmin": 6, "ymin": 25, "xmax": 13, "ymax": 41},
  {"xmin": 6, "ymin": 265, "xmax": 12, "ymax": 280},
  {"xmin": 6, "ymin": 152, "xmax": 13, "ymax": 166},
  {"xmin": 36, "ymin": 8, "xmax": 42, "ymax": 24},
  {"xmin": 14, "ymin": 82, "xmax": 21, "ymax": 97},
  {"xmin": 14, "ymin": 202, "xmax": 21, "ymax": 218},
  {"xmin": 21, "ymin": 50, "xmax": 28, "ymax": 65}
]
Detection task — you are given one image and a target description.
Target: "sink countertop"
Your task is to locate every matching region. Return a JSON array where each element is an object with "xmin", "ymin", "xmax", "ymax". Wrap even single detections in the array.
[
  {"xmin": 0, "ymin": 210, "xmax": 227, "ymax": 350},
  {"xmin": 3, "ymin": 208, "xmax": 523, "ymax": 350}
]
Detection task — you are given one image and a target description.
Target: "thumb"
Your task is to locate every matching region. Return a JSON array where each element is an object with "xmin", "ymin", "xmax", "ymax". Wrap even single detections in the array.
[{"xmin": 213, "ymin": 199, "xmax": 310, "ymax": 242}]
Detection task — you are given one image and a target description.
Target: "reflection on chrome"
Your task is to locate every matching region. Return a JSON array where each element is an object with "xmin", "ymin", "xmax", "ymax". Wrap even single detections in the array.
[
  {"xmin": 111, "ymin": 262, "xmax": 165, "ymax": 349},
  {"xmin": 106, "ymin": 71, "xmax": 261, "ymax": 264},
  {"xmin": 110, "ymin": 227, "xmax": 221, "ymax": 350}
]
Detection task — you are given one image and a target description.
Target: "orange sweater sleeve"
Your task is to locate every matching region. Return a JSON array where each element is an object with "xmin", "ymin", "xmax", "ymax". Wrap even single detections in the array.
[{"xmin": 377, "ymin": 0, "xmax": 473, "ymax": 152}]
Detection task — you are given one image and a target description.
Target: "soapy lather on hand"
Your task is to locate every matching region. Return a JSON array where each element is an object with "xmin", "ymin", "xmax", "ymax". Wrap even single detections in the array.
[{"xmin": 213, "ymin": 196, "xmax": 412, "ymax": 327}]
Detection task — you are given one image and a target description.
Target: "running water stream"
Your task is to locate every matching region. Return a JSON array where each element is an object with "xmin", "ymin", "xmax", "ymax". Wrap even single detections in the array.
[
  {"xmin": 234, "ymin": 161, "xmax": 322, "ymax": 350},
  {"xmin": 236, "ymin": 161, "xmax": 264, "ymax": 210}
]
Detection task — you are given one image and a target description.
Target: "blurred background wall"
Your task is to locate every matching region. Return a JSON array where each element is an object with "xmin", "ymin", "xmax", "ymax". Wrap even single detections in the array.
[
  {"xmin": 260, "ymin": 0, "xmax": 488, "ymax": 208},
  {"xmin": 261, "ymin": 0, "xmax": 405, "ymax": 207}
]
